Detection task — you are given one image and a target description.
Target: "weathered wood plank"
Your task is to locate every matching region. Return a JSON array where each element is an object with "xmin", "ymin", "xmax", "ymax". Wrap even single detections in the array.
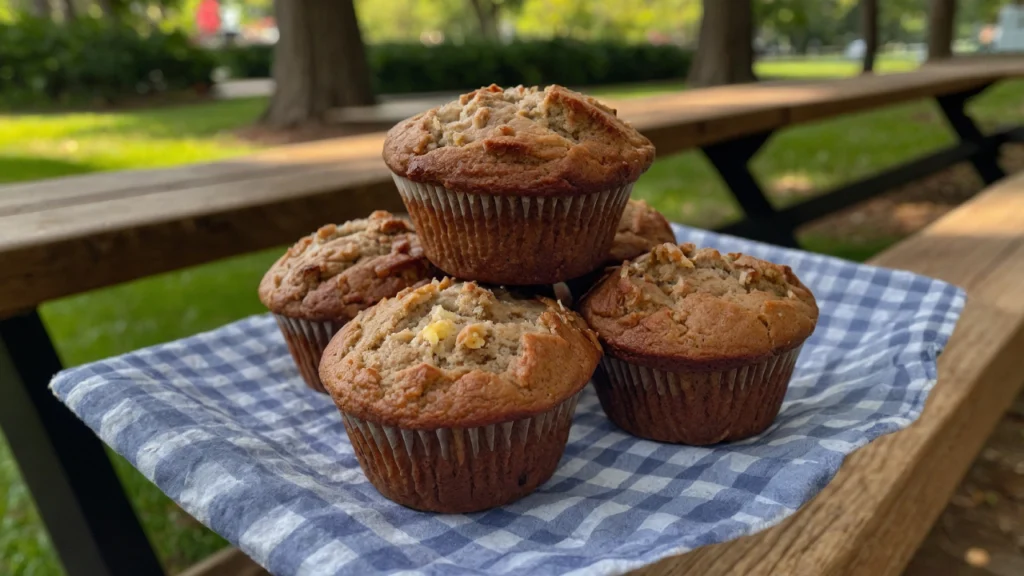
[
  {"xmin": 176, "ymin": 547, "xmax": 268, "ymax": 576},
  {"xmin": 0, "ymin": 133, "xmax": 389, "ymax": 218},
  {"xmin": 634, "ymin": 172, "xmax": 1024, "ymax": 575},
  {"xmin": 0, "ymin": 169, "xmax": 403, "ymax": 316}
]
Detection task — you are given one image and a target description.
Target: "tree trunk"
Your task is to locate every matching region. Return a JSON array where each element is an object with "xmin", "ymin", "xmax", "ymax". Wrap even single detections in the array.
[
  {"xmin": 61, "ymin": 0, "xmax": 75, "ymax": 20},
  {"xmin": 927, "ymin": 0, "xmax": 957, "ymax": 61},
  {"xmin": 30, "ymin": 0, "xmax": 50, "ymax": 18},
  {"xmin": 687, "ymin": 0, "xmax": 756, "ymax": 87},
  {"xmin": 468, "ymin": 0, "xmax": 500, "ymax": 40},
  {"xmin": 862, "ymin": 0, "xmax": 878, "ymax": 73},
  {"xmin": 263, "ymin": 0, "xmax": 375, "ymax": 128},
  {"xmin": 97, "ymin": 0, "xmax": 116, "ymax": 21}
]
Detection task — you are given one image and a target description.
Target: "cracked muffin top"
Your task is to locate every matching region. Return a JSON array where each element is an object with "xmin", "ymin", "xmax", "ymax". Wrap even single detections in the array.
[
  {"xmin": 580, "ymin": 243, "xmax": 818, "ymax": 371},
  {"xmin": 607, "ymin": 199, "xmax": 677, "ymax": 264},
  {"xmin": 383, "ymin": 84, "xmax": 655, "ymax": 196},
  {"xmin": 319, "ymin": 278, "xmax": 602, "ymax": 429},
  {"xmin": 259, "ymin": 211, "xmax": 436, "ymax": 322}
]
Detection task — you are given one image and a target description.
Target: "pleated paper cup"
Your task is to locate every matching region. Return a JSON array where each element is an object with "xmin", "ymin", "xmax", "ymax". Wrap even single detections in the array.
[
  {"xmin": 392, "ymin": 174, "xmax": 633, "ymax": 285},
  {"xmin": 593, "ymin": 347, "xmax": 803, "ymax": 445},
  {"xmin": 340, "ymin": 391, "xmax": 582, "ymax": 513},
  {"xmin": 273, "ymin": 315, "xmax": 343, "ymax": 394}
]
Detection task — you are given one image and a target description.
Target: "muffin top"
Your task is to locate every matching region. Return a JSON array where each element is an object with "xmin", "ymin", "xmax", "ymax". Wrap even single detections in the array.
[
  {"xmin": 259, "ymin": 211, "xmax": 435, "ymax": 322},
  {"xmin": 580, "ymin": 243, "xmax": 818, "ymax": 371},
  {"xmin": 383, "ymin": 84, "xmax": 655, "ymax": 196},
  {"xmin": 607, "ymin": 199, "xmax": 677, "ymax": 264},
  {"xmin": 320, "ymin": 278, "xmax": 602, "ymax": 429}
]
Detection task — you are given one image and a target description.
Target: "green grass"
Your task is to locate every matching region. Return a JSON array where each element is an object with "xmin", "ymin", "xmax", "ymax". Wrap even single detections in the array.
[
  {"xmin": 756, "ymin": 54, "xmax": 921, "ymax": 78},
  {"xmin": 0, "ymin": 99, "xmax": 264, "ymax": 184},
  {"xmin": 1, "ymin": 65, "xmax": 1023, "ymax": 575}
]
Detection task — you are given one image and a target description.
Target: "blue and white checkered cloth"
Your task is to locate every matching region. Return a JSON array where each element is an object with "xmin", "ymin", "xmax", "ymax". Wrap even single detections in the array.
[{"xmin": 50, "ymin": 224, "xmax": 965, "ymax": 576}]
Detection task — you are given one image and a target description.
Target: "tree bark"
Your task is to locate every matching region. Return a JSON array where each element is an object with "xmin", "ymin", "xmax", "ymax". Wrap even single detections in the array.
[
  {"xmin": 862, "ymin": 0, "xmax": 878, "ymax": 73},
  {"xmin": 687, "ymin": 0, "xmax": 756, "ymax": 87},
  {"xmin": 927, "ymin": 0, "xmax": 957, "ymax": 61},
  {"xmin": 29, "ymin": 0, "xmax": 51, "ymax": 18},
  {"xmin": 97, "ymin": 0, "xmax": 116, "ymax": 21},
  {"xmin": 468, "ymin": 0, "xmax": 500, "ymax": 40},
  {"xmin": 60, "ymin": 0, "xmax": 75, "ymax": 20},
  {"xmin": 263, "ymin": 0, "xmax": 375, "ymax": 128}
]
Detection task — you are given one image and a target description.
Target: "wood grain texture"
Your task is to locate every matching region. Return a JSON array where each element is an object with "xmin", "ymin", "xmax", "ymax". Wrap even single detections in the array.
[
  {"xmin": 632, "ymin": 172, "xmax": 1024, "ymax": 575},
  {"xmin": 3, "ymin": 63, "xmax": 1024, "ymax": 318},
  {"xmin": 176, "ymin": 547, "xmax": 268, "ymax": 576}
]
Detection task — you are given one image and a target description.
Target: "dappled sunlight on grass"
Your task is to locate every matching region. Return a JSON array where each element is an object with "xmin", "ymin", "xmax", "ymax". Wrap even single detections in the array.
[
  {"xmin": 0, "ymin": 98, "xmax": 266, "ymax": 184},
  {"xmin": 630, "ymin": 99, "xmax": 974, "ymax": 228},
  {"xmin": 756, "ymin": 55, "xmax": 920, "ymax": 78}
]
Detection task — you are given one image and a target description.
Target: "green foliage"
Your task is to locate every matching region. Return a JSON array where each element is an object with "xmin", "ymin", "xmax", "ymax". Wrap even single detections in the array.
[
  {"xmin": 354, "ymin": 0, "xmax": 702, "ymax": 44},
  {"xmin": 370, "ymin": 40, "xmax": 692, "ymax": 92},
  {"xmin": 217, "ymin": 39, "xmax": 692, "ymax": 92},
  {"xmin": 755, "ymin": 0, "xmax": 860, "ymax": 52},
  {"xmin": 352, "ymin": 0, "xmax": 1006, "ymax": 51},
  {"xmin": 750, "ymin": 0, "xmax": 1006, "ymax": 51},
  {"xmin": 216, "ymin": 42, "xmax": 273, "ymax": 78},
  {"xmin": 515, "ymin": 0, "xmax": 701, "ymax": 43},
  {"xmin": 355, "ymin": 0, "xmax": 475, "ymax": 43},
  {"xmin": 0, "ymin": 17, "xmax": 215, "ymax": 107},
  {"xmin": 0, "ymin": 1, "xmax": 15, "ymax": 23}
]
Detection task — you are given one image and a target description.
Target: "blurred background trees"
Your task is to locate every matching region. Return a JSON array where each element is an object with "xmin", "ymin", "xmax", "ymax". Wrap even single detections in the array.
[
  {"xmin": 262, "ymin": 0, "xmax": 373, "ymax": 126},
  {"xmin": 0, "ymin": 0, "xmax": 1015, "ymax": 46},
  {"xmin": 1, "ymin": 0, "xmax": 1023, "ymax": 123},
  {"xmin": 688, "ymin": 0, "xmax": 755, "ymax": 86}
]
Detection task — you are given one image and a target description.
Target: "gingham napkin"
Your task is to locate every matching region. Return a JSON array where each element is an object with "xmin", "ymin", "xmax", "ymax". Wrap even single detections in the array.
[{"xmin": 50, "ymin": 224, "xmax": 965, "ymax": 576}]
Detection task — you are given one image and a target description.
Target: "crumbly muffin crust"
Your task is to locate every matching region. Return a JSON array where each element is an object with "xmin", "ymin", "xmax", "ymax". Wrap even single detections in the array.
[
  {"xmin": 259, "ymin": 211, "xmax": 435, "ymax": 321},
  {"xmin": 607, "ymin": 199, "xmax": 677, "ymax": 264},
  {"xmin": 320, "ymin": 278, "xmax": 602, "ymax": 429},
  {"xmin": 580, "ymin": 243, "xmax": 818, "ymax": 371},
  {"xmin": 383, "ymin": 84, "xmax": 655, "ymax": 196}
]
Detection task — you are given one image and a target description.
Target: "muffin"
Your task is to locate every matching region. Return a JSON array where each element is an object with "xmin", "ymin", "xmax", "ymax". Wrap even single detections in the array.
[
  {"xmin": 559, "ymin": 199, "xmax": 677, "ymax": 306},
  {"xmin": 607, "ymin": 199, "xmax": 676, "ymax": 265},
  {"xmin": 319, "ymin": 278, "xmax": 602, "ymax": 513},
  {"xmin": 259, "ymin": 211, "xmax": 435, "ymax": 392},
  {"xmin": 579, "ymin": 243, "xmax": 818, "ymax": 445},
  {"xmin": 383, "ymin": 84, "xmax": 656, "ymax": 285}
]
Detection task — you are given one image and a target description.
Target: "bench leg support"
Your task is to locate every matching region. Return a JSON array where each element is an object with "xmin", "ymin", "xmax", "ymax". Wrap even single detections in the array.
[
  {"xmin": 937, "ymin": 87, "xmax": 1006, "ymax": 186},
  {"xmin": 701, "ymin": 131, "xmax": 800, "ymax": 248},
  {"xmin": 0, "ymin": 310, "xmax": 165, "ymax": 576}
]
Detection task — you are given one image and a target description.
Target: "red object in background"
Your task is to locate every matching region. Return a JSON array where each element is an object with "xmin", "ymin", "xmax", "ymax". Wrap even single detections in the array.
[{"xmin": 197, "ymin": 0, "xmax": 221, "ymax": 35}]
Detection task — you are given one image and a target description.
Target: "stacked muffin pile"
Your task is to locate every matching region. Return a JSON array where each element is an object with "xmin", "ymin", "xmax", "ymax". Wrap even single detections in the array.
[{"xmin": 259, "ymin": 85, "xmax": 819, "ymax": 514}]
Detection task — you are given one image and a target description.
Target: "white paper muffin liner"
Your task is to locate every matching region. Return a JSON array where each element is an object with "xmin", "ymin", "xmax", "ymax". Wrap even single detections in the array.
[
  {"xmin": 273, "ymin": 315, "xmax": 343, "ymax": 394},
  {"xmin": 594, "ymin": 346, "xmax": 804, "ymax": 445},
  {"xmin": 392, "ymin": 174, "xmax": 633, "ymax": 285},
  {"xmin": 340, "ymin": 390, "xmax": 582, "ymax": 513}
]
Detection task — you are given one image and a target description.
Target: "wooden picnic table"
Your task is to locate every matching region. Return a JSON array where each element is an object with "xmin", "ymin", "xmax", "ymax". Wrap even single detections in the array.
[{"xmin": 2, "ymin": 61, "xmax": 1024, "ymax": 576}]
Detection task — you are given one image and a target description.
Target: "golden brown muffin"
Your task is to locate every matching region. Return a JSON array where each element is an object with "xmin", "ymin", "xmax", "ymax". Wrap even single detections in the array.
[
  {"xmin": 607, "ymin": 199, "xmax": 676, "ymax": 265},
  {"xmin": 320, "ymin": 278, "xmax": 602, "ymax": 513},
  {"xmin": 383, "ymin": 84, "xmax": 656, "ymax": 285},
  {"xmin": 259, "ymin": 211, "xmax": 435, "ymax": 392},
  {"xmin": 580, "ymin": 243, "xmax": 818, "ymax": 445},
  {"xmin": 554, "ymin": 199, "xmax": 677, "ymax": 307}
]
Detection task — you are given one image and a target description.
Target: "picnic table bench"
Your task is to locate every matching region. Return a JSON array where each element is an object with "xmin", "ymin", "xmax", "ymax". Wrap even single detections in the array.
[{"xmin": 3, "ymin": 61, "xmax": 1024, "ymax": 576}]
